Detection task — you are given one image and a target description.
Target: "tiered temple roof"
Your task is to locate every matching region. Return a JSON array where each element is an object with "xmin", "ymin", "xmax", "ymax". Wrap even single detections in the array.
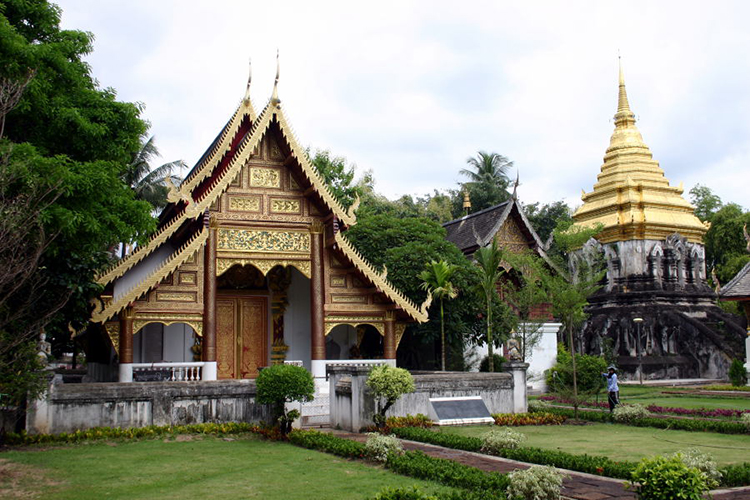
[
  {"xmin": 91, "ymin": 67, "xmax": 426, "ymax": 325},
  {"xmin": 572, "ymin": 62, "xmax": 710, "ymax": 244}
]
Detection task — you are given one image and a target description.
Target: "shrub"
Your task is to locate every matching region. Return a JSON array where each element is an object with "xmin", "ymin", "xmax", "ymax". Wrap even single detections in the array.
[
  {"xmin": 742, "ymin": 413, "xmax": 750, "ymax": 429},
  {"xmin": 365, "ymin": 433, "xmax": 404, "ymax": 462},
  {"xmin": 674, "ymin": 448, "xmax": 722, "ymax": 488},
  {"xmin": 729, "ymin": 358, "xmax": 748, "ymax": 387},
  {"xmin": 721, "ymin": 462, "xmax": 750, "ymax": 487},
  {"xmin": 288, "ymin": 429, "xmax": 365, "ymax": 458},
  {"xmin": 630, "ymin": 455, "xmax": 710, "ymax": 500},
  {"xmin": 367, "ymin": 365, "xmax": 415, "ymax": 428},
  {"xmin": 387, "ymin": 414, "xmax": 433, "ymax": 428},
  {"xmin": 506, "ymin": 465, "xmax": 564, "ymax": 500},
  {"xmin": 480, "ymin": 354, "xmax": 507, "ymax": 372},
  {"xmin": 256, "ymin": 364, "xmax": 314, "ymax": 434},
  {"xmin": 386, "ymin": 450, "xmax": 509, "ymax": 493},
  {"xmin": 613, "ymin": 404, "xmax": 650, "ymax": 424},
  {"xmin": 370, "ymin": 487, "xmax": 438, "ymax": 500},
  {"xmin": 492, "ymin": 412, "xmax": 565, "ymax": 426},
  {"xmin": 546, "ymin": 347, "xmax": 607, "ymax": 394},
  {"xmin": 481, "ymin": 427, "xmax": 526, "ymax": 454},
  {"xmin": 527, "ymin": 399, "xmax": 551, "ymax": 412}
]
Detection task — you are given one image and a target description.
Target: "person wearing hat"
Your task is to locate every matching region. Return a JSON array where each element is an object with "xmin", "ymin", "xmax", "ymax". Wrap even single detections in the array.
[{"xmin": 602, "ymin": 365, "xmax": 619, "ymax": 413}]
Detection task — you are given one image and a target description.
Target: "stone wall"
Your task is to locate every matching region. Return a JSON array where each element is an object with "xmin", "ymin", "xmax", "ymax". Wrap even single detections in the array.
[
  {"xmin": 328, "ymin": 366, "xmax": 517, "ymax": 432},
  {"xmin": 26, "ymin": 379, "xmax": 270, "ymax": 435}
]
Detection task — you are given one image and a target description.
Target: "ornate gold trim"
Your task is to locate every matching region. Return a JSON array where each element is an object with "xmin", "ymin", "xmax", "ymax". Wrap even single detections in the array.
[
  {"xmin": 133, "ymin": 314, "xmax": 204, "ymax": 337},
  {"xmin": 229, "ymin": 196, "xmax": 262, "ymax": 212},
  {"xmin": 333, "ymin": 232, "xmax": 429, "ymax": 323},
  {"xmin": 249, "ymin": 167, "xmax": 281, "ymax": 188},
  {"xmin": 270, "ymin": 198, "xmax": 301, "ymax": 213},
  {"xmin": 325, "ymin": 321, "xmax": 385, "ymax": 337},
  {"xmin": 92, "ymin": 228, "xmax": 209, "ymax": 323},
  {"xmin": 331, "ymin": 295, "xmax": 367, "ymax": 304},
  {"xmin": 105, "ymin": 322, "xmax": 120, "ymax": 353},
  {"xmin": 216, "ymin": 257, "xmax": 311, "ymax": 279},
  {"xmin": 395, "ymin": 323, "xmax": 407, "ymax": 348},
  {"xmin": 156, "ymin": 292, "xmax": 197, "ymax": 302},
  {"xmin": 217, "ymin": 228, "xmax": 311, "ymax": 254}
]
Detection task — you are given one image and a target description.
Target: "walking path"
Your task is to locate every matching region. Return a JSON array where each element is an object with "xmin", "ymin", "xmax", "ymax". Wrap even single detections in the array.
[{"xmin": 325, "ymin": 429, "xmax": 750, "ymax": 500}]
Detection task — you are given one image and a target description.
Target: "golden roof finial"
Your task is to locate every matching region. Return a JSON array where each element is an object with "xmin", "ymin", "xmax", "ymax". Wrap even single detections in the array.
[
  {"xmin": 271, "ymin": 49, "xmax": 280, "ymax": 105},
  {"xmin": 243, "ymin": 58, "xmax": 252, "ymax": 103},
  {"xmin": 614, "ymin": 56, "xmax": 635, "ymax": 127}
]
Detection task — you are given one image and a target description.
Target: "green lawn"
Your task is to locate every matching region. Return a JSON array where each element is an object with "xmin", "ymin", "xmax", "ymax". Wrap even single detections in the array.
[
  {"xmin": 437, "ymin": 423, "xmax": 750, "ymax": 465},
  {"xmin": 1, "ymin": 435, "xmax": 454, "ymax": 500}
]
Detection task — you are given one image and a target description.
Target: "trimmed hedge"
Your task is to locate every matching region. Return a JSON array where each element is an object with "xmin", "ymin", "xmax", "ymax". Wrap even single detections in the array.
[
  {"xmin": 3, "ymin": 422, "xmax": 262, "ymax": 446},
  {"xmin": 387, "ymin": 450, "xmax": 507, "ymax": 497},
  {"xmin": 288, "ymin": 429, "xmax": 366, "ymax": 459},
  {"xmin": 492, "ymin": 412, "xmax": 566, "ymax": 426},
  {"xmin": 537, "ymin": 407, "xmax": 750, "ymax": 434},
  {"xmin": 393, "ymin": 427, "xmax": 634, "ymax": 480},
  {"xmin": 392, "ymin": 427, "xmax": 750, "ymax": 488}
]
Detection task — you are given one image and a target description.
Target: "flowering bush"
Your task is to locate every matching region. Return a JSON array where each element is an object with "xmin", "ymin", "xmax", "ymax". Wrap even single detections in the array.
[
  {"xmin": 613, "ymin": 404, "xmax": 650, "ymax": 423},
  {"xmin": 506, "ymin": 465, "xmax": 564, "ymax": 500},
  {"xmin": 492, "ymin": 412, "xmax": 566, "ymax": 426},
  {"xmin": 742, "ymin": 413, "xmax": 750, "ymax": 428},
  {"xmin": 365, "ymin": 433, "xmax": 404, "ymax": 462},
  {"xmin": 527, "ymin": 399, "xmax": 551, "ymax": 412},
  {"xmin": 481, "ymin": 427, "xmax": 526, "ymax": 454},
  {"xmin": 674, "ymin": 448, "xmax": 722, "ymax": 488}
]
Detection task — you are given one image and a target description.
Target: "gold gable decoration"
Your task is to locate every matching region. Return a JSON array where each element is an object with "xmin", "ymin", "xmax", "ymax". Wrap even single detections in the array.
[
  {"xmin": 216, "ymin": 257, "xmax": 311, "ymax": 279},
  {"xmin": 572, "ymin": 62, "xmax": 709, "ymax": 245},
  {"xmin": 92, "ymin": 228, "xmax": 209, "ymax": 323}
]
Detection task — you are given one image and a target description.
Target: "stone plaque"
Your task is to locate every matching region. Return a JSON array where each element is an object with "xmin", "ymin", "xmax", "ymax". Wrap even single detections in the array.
[{"xmin": 428, "ymin": 396, "xmax": 493, "ymax": 426}]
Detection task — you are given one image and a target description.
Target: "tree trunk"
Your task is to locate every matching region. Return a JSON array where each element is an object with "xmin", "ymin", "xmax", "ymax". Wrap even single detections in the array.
[
  {"xmin": 440, "ymin": 298, "xmax": 446, "ymax": 371},
  {"xmin": 567, "ymin": 318, "xmax": 579, "ymax": 419},
  {"xmin": 487, "ymin": 295, "xmax": 494, "ymax": 372}
]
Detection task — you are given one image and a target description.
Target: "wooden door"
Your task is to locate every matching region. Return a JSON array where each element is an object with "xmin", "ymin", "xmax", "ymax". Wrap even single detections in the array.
[{"xmin": 216, "ymin": 295, "xmax": 268, "ymax": 379}]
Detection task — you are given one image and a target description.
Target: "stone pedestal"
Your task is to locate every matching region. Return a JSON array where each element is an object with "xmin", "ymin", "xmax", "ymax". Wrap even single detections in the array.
[{"xmin": 504, "ymin": 361, "xmax": 529, "ymax": 413}]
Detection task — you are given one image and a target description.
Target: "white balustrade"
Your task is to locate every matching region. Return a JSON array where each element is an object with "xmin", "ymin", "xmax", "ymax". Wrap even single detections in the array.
[{"xmin": 131, "ymin": 362, "xmax": 205, "ymax": 382}]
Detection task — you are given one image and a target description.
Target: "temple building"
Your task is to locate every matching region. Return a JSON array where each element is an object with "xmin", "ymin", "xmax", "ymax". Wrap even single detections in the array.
[
  {"xmin": 85, "ymin": 65, "xmax": 429, "ymax": 386},
  {"xmin": 569, "ymin": 63, "xmax": 745, "ymax": 379},
  {"xmin": 443, "ymin": 195, "xmax": 561, "ymax": 389}
]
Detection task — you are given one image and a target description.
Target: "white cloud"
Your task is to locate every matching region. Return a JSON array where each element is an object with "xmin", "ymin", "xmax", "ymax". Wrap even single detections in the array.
[{"xmin": 55, "ymin": 0, "xmax": 750, "ymax": 210}]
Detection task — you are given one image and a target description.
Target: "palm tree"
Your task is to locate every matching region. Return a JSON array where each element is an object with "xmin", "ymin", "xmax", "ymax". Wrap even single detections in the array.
[
  {"xmin": 473, "ymin": 239, "xmax": 506, "ymax": 372},
  {"xmin": 460, "ymin": 151, "xmax": 513, "ymax": 212},
  {"xmin": 419, "ymin": 260, "xmax": 458, "ymax": 371},
  {"xmin": 124, "ymin": 135, "xmax": 186, "ymax": 212}
]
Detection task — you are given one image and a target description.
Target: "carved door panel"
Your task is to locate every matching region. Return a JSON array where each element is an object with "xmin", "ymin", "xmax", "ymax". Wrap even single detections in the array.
[{"xmin": 216, "ymin": 295, "xmax": 268, "ymax": 379}]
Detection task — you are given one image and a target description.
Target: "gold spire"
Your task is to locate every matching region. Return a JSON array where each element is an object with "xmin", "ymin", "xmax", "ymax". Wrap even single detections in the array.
[
  {"xmin": 271, "ymin": 50, "xmax": 280, "ymax": 105},
  {"xmin": 572, "ymin": 60, "xmax": 709, "ymax": 245}
]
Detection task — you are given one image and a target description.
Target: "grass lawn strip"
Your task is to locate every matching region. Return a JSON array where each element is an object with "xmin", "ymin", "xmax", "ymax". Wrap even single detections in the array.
[{"xmin": 1, "ymin": 434, "xmax": 457, "ymax": 500}]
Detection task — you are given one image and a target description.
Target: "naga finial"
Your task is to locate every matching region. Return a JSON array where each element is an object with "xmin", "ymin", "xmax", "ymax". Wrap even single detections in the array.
[
  {"xmin": 271, "ymin": 49, "xmax": 280, "ymax": 104},
  {"xmin": 243, "ymin": 58, "xmax": 252, "ymax": 103}
]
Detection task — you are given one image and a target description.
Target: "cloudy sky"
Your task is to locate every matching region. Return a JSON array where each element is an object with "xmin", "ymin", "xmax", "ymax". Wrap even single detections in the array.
[{"xmin": 55, "ymin": 0, "xmax": 750, "ymax": 211}]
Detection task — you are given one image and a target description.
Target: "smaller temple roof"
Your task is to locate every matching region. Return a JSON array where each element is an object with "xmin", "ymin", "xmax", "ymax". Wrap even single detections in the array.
[
  {"xmin": 720, "ymin": 261, "xmax": 750, "ymax": 300},
  {"xmin": 443, "ymin": 197, "xmax": 557, "ymax": 271}
]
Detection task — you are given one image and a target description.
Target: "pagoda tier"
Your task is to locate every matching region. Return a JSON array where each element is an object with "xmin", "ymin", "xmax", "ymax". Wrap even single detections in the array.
[{"xmin": 572, "ymin": 63, "xmax": 709, "ymax": 245}]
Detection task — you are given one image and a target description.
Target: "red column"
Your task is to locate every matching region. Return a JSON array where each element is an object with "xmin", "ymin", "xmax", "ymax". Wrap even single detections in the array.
[
  {"xmin": 310, "ymin": 223, "xmax": 325, "ymax": 360},
  {"xmin": 384, "ymin": 312, "xmax": 396, "ymax": 360},
  {"xmin": 203, "ymin": 224, "xmax": 217, "ymax": 362},
  {"xmin": 119, "ymin": 309, "xmax": 133, "ymax": 363}
]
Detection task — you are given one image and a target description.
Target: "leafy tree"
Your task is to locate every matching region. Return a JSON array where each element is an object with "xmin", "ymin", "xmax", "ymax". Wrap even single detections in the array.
[
  {"xmin": 0, "ymin": 0, "xmax": 155, "ymax": 402},
  {"xmin": 460, "ymin": 151, "xmax": 513, "ymax": 213},
  {"xmin": 524, "ymin": 200, "xmax": 572, "ymax": 244},
  {"xmin": 703, "ymin": 203, "xmax": 750, "ymax": 285},
  {"xmin": 309, "ymin": 148, "xmax": 360, "ymax": 209},
  {"xmin": 419, "ymin": 260, "xmax": 458, "ymax": 371},
  {"xmin": 346, "ymin": 213, "xmax": 513, "ymax": 370},
  {"xmin": 366, "ymin": 364, "xmax": 415, "ymax": 428},
  {"xmin": 124, "ymin": 134, "xmax": 185, "ymax": 212},
  {"xmin": 689, "ymin": 183, "xmax": 723, "ymax": 222},
  {"xmin": 256, "ymin": 363, "xmax": 314, "ymax": 434},
  {"xmin": 473, "ymin": 239, "xmax": 506, "ymax": 372},
  {"xmin": 502, "ymin": 251, "xmax": 555, "ymax": 362}
]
